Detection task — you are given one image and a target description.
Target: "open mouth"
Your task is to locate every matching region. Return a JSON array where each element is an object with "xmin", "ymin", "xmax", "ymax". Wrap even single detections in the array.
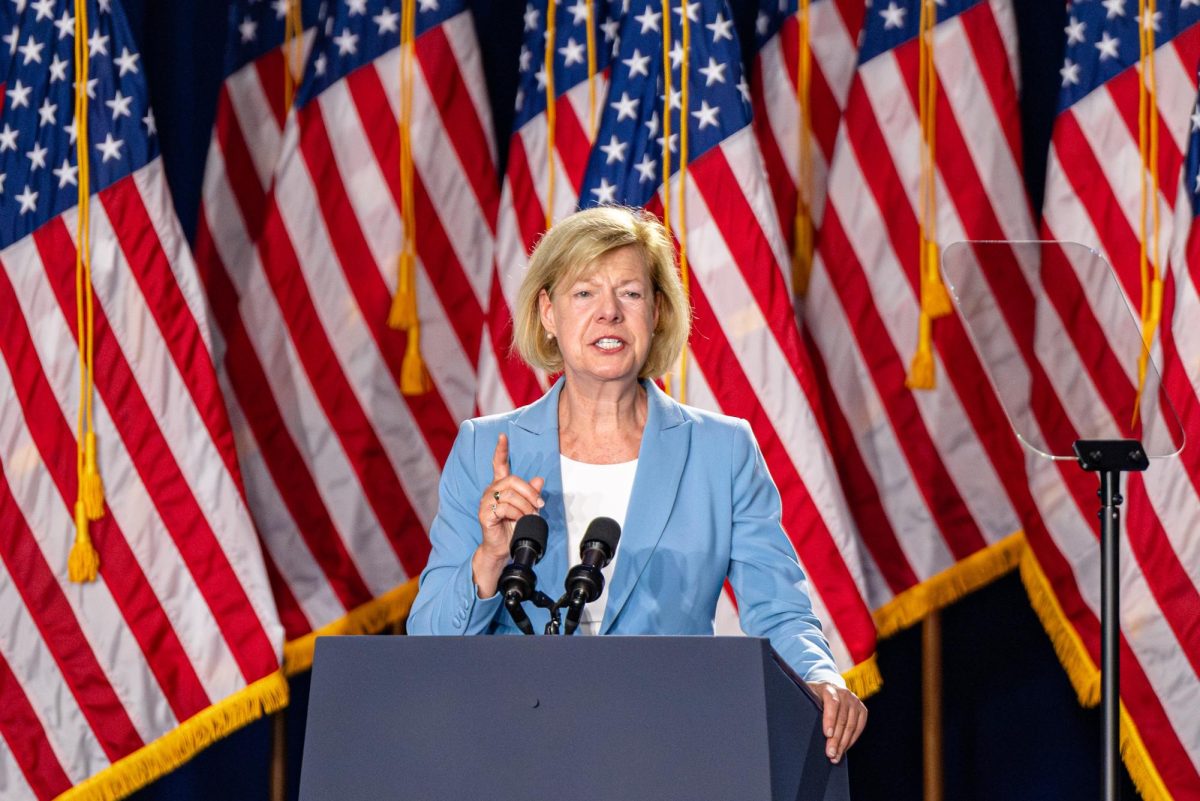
[{"xmin": 592, "ymin": 337, "xmax": 626, "ymax": 351}]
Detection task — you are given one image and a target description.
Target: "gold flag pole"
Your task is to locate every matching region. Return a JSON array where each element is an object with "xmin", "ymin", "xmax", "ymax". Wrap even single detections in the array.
[{"xmin": 922, "ymin": 612, "xmax": 944, "ymax": 801}]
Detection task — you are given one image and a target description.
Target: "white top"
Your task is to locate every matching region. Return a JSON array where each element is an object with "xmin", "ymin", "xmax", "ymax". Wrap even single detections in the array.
[{"xmin": 559, "ymin": 455, "xmax": 638, "ymax": 636}]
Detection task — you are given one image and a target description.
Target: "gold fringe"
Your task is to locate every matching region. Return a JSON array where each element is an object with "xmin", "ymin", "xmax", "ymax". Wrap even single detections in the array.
[
  {"xmin": 56, "ymin": 671, "xmax": 289, "ymax": 801},
  {"xmin": 282, "ymin": 578, "xmax": 420, "ymax": 675},
  {"xmin": 69, "ymin": 500, "xmax": 100, "ymax": 583},
  {"xmin": 400, "ymin": 334, "xmax": 430, "ymax": 396},
  {"xmin": 874, "ymin": 531, "xmax": 1024, "ymax": 639},
  {"xmin": 82, "ymin": 431, "xmax": 105, "ymax": 520},
  {"xmin": 1016, "ymin": 544, "xmax": 1100, "ymax": 707},
  {"xmin": 1119, "ymin": 705, "xmax": 1173, "ymax": 801},
  {"xmin": 843, "ymin": 652, "xmax": 882, "ymax": 699},
  {"xmin": 905, "ymin": 343, "xmax": 936, "ymax": 390}
]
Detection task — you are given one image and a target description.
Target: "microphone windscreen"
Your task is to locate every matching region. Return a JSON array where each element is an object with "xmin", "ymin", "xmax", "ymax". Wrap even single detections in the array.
[
  {"xmin": 581, "ymin": 516, "xmax": 621, "ymax": 555},
  {"xmin": 511, "ymin": 514, "xmax": 549, "ymax": 557}
]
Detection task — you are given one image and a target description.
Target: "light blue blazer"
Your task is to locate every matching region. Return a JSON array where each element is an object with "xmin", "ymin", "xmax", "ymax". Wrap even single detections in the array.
[{"xmin": 407, "ymin": 378, "xmax": 844, "ymax": 684}]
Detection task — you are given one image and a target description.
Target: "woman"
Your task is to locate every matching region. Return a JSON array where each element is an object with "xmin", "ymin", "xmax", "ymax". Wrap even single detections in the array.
[{"xmin": 407, "ymin": 206, "xmax": 866, "ymax": 762}]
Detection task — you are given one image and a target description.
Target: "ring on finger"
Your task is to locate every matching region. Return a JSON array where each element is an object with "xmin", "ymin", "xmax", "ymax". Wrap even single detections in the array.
[
  {"xmin": 493, "ymin": 490, "xmax": 501, "ymax": 502},
  {"xmin": 489, "ymin": 502, "xmax": 499, "ymax": 518}
]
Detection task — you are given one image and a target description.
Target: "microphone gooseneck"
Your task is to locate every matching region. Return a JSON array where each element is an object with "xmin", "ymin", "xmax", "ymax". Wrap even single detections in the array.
[
  {"xmin": 563, "ymin": 517, "xmax": 621, "ymax": 635},
  {"xmin": 499, "ymin": 514, "xmax": 549, "ymax": 635}
]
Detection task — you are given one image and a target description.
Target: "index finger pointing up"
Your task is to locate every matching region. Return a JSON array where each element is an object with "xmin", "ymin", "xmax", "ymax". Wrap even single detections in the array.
[{"xmin": 492, "ymin": 433, "xmax": 510, "ymax": 481}]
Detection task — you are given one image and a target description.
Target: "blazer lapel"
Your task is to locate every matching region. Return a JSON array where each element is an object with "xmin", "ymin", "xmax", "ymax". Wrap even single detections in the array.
[
  {"xmin": 600, "ymin": 381, "xmax": 690, "ymax": 634},
  {"xmin": 508, "ymin": 379, "xmax": 568, "ymax": 591}
]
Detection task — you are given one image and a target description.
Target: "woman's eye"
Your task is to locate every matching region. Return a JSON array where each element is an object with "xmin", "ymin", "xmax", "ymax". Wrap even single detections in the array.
[
  {"xmin": 574, "ymin": 290, "xmax": 591, "ymax": 299},
  {"xmin": 624, "ymin": 291, "xmax": 642, "ymax": 299}
]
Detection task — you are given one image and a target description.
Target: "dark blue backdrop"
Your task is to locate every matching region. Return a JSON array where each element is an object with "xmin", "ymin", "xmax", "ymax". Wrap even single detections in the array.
[{"xmin": 114, "ymin": 2, "xmax": 1136, "ymax": 799}]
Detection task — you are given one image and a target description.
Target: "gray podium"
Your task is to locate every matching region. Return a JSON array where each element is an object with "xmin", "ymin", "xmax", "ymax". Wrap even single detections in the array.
[{"xmin": 298, "ymin": 635, "xmax": 849, "ymax": 801}]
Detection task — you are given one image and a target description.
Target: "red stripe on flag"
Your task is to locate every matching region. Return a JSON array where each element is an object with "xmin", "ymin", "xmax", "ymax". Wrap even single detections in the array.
[
  {"xmin": 211, "ymin": 89, "xmax": 269, "ymax": 242},
  {"xmin": 0, "ymin": 257, "xmax": 213, "ymax": 722},
  {"xmin": 33, "ymin": 218, "xmax": 279, "ymax": 684},
  {"xmin": 957, "ymin": 3, "xmax": 1023, "ymax": 165},
  {"xmin": 553, "ymin": 89, "xmax": 593, "ymax": 192},
  {"xmin": 486, "ymin": 266, "xmax": 542, "ymax": 408},
  {"xmin": 506, "ymin": 133, "xmax": 552, "ymax": 254},
  {"xmin": 750, "ymin": 57, "xmax": 796, "ymax": 246},
  {"xmin": 253, "ymin": 46, "xmax": 289, "ymax": 132},
  {"xmin": 0, "ymin": 646, "xmax": 73, "ymax": 800}
]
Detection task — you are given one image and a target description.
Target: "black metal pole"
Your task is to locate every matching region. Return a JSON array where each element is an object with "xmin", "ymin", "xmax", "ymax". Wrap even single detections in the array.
[{"xmin": 1099, "ymin": 469, "xmax": 1121, "ymax": 801}]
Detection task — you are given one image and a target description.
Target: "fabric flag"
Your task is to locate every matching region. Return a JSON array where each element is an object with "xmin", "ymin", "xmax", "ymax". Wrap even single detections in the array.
[
  {"xmin": 1033, "ymin": 2, "xmax": 1200, "ymax": 796},
  {"xmin": 200, "ymin": 0, "xmax": 499, "ymax": 672},
  {"xmin": 802, "ymin": 0, "xmax": 1038, "ymax": 630},
  {"xmin": 749, "ymin": 0, "xmax": 864, "ymax": 298},
  {"xmin": 565, "ymin": 0, "xmax": 879, "ymax": 689},
  {"xmin": 0, "ymin": 1, "xmax": 286, "ymax": 799},
  {"xmin": 479, "ymin": 0, "xmax": 624, "ymax": 414}
]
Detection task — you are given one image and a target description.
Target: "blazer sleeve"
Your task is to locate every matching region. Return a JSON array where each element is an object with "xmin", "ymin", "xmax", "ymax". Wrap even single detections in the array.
[
  {"xmin": 406, "ymin": 420, "xmax": 504, "ymax": 634},
  {"xmin": 726, "ymin": 419, "xmax": 846, "ymax": 686}
]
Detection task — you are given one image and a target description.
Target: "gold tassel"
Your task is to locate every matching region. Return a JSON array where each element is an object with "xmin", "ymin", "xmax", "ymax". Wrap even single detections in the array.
[
  {"xmin": 387, "ymin": 253, "xmax": 417, "ymax": 331},
  {"xmin": 69, "ymin": 500, "xmax": 100, "ymax": 583},
  {"xmin": 400, "ymin": 332, "xmax": 430, "ymax": 395},
  {"xmin": 82, "ymin": 430, "xmax": 105, "ymax": 520},
  {"xmin": 922, "ymin": 239, "xmax": 953, "ymax": 318},
  {"xmin": 906, "ymin": 343, "xmax": 936, "ymax": 390},
  {"xmin": 792, "ymin": 214, "xmax": 813, "ymax": 298}
]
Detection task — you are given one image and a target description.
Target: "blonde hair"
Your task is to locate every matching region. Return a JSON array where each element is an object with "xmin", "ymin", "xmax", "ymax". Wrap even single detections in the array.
[{"xmin": 512, "ymin": 206, "xmax": 690, "ymax": 379}]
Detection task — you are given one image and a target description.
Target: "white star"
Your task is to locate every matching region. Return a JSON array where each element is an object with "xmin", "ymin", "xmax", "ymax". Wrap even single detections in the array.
[
  {"xmin": 96, "ymin": 132, "xmax": 123, "ymax": 162},
  {"xmin": 64, "ymin": 119, "xmax": 77, "ymax": 143},
  {"xmin": 97, "ymin": 0, "xmax": 110, "ymax": 12},
  {"xmin": 656, "ymin": 132, "xmax": 678, "ymax": 153},
  {"xmin": 1194, "ymin": 168, "xmax": 1200, "ymax": 193},
  {"xmin": 566, "ymin": 0, "xmax": 588, "ymax": 25},
  {"xmin": 18, "ymin": 35, "xmax": 43, "ymax": 65},
  {"xmin": 633, "ymin": 152, "xmax": 657, "ymax": 183},
  {"xmin": 756, "ymin": 12, "xmax": 769, "ymax": 36},
  {"xmin": 634, "ymin": 5, "xmax": 661, "ymax": 34},
  {"xmin": 692, "ymin": 99, "xmax": 720, "ymax": 129},
  {"xmin": 0, "ymin": 173, "xmax": 5, "ymax": 194},
  {"xmin": 513, "ymin": 87, "xmax": 524, "ymax": 110},
  {"xmin": 668, "ymin": 87, "xmax": 681, "ymax": 110},
  {"xmin": 239, "ymin": 16, "xmax": 257, "ymax": 43},
  {"xmin": 115, "ymin": 46, "xmax": 140, "ymax": 75},
  {"xmin": 37, "ymin": 97, "xmax": 56, "ymax": 126},
  {"xmin": 143, "ymin": 108, "xmax": 156, "ymax": 135},
  {"xmin": 610, "ymin": 91, "xmax": 639, "ymax": 121},
  {"xmin": 558, "ymin": 37, "xmax": 585, "ymax": 67},
  {"xmin": 16, "ymin": 184, "xmax": 38, "ymax": 215},
  {"xmin": 534, "ymin": 64, "xmax": 548, "ymax": 90},
  {"xmin": 706, "ymin": 11, "xmax": 734, "ymax": 42},
  {"xmin": 0, "ymin": 124, "xmax": 18, "ymax": 152},
  {"xmin": 73, "ymin": 77, "xmax": 98, "ymax": 99},
  {"xmin": 600, "ymin": 17, "xmax": 619, "ymax": 41},
  {"xmin": 523, "ymin": 3, "xmax": 539, "ymax": 32},
  {"xmin": 645, "ymin": 110, "xmax": 659, "ymax": 137},
  {"xmin": 30, "ymin": 0, "xmax": 53, "ymax": 21},
  {"xmin": 313, "ymin": 52, "xmax": 327, "ymax": 76},
  {"xmin": 736, "ymin": 75, "xmax": 751, "ymax": 104},
  {"xmin": 1102, "ymin": 0, "xmax": 1125, "ymax": 19},
  {"xmin": 599, "ymin": 134, "xmax": 627, "ymax": 164},
  {"xmin": 880, "ymin": 1, "xmax": 906, "ymax": 29},
  {"xmin": 1184, "ymin": 0, "xmax": 1200, "ymax": 8},
  {"xmin": 1095, "ymin": 31, "xmax": 1120, "ymax": 60},
  {"xmin": 669, "ymin": 40, "xmax": 684, "ymax": 69},
  {"xmin": 3, "ymin": 24, "xmax": 19, "ymax": 54},
  {"xmin": 106, "ymin": 90, "xmax": 133, "ymax": 120},
  {"xmin": 698, "ymin": 56, "xmax": 726, "ymax": 86},
  {"xmin": 53, "ymin": 158, "xmax": 78, "ymax": 188},
  {"xmin": 1064, "ymin": 16, "xmax": 1086, "ymax": 46},
  {"xmin": 623, "ymin": 48, "xmax": 650, "ymax": 77},
  {"xmin": 1192, "ymin": 106, "xmax": 1200, "ymax": 133},
  {"xmin": 88, "ymin": 28, "xmax": 109, "ymax": 56},
  {"xmin": 333, "ymin": 28, "xmax": 358, "ymax": 55},
  {"xmin": 1138, "ymin": 9, "xmax": 1161, "ymax": 31},
  {"xmin": 591, "ymin": 177, "xmax": 617, "ymax": 204},
  {"xmin": 272, "ymin": 0, "xmax": 289, "ymax": 19},
  {"xmin": 54, "ymin": 9, "xmax": 74, "ymax": 39},
  {"xmin": 346, "ymin": 0, "xmax": 366, "ymax": 14},
  {"xmin": 519, "ymin": 45, "xmax": 532, "ymax": 72},
  {"xmin": 672, "ymin": 1, "xmax": 699, "ymax": 22},
  {"xmin": 374, "ymin": 8, "xmax": 399, "ymax": 33},
  {"xmin": 49, "ymin": 52, "xmax": 68, "ymax": 81},
  {"xmin": 418, "ymin": 0, "xmax": 439, "ymax": 11},
  {"xmin": 10, "ymin": 0, "xmax": 26, "ymax": 12},
  {"xmin": 6, "ymin": 79, "xmax": 31, "ymax": 109},
  {"xmin": 1060, "ymin": 57, "xmax": 1081, "ymax": 86},
  {"xmin": 26, "ymin": 142, "xmax": 48, "ymax": 171}
]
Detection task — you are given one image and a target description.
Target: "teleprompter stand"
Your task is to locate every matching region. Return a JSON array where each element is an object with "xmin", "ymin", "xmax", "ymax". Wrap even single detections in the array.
[{"xmin": 297, "ymin": 636, "xmax": 849, "ymax": 801}]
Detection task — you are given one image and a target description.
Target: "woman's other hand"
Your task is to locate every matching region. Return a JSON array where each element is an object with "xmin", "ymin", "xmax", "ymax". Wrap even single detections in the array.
[
  {"xmin": 808, "ymin": 681, "xmax": 867, "ymax": 764},
  {"xmin": 471, "ymin": 433, "xmax": 544, "ymax": 597}
]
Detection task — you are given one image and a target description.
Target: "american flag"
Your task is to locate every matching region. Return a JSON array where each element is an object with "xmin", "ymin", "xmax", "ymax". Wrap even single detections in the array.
[
  {"xmin": 479, "ymin": 0, "xmax": 623, "ymax": 415},
  {"xmin": 1035, "ymin": 1, "xmax": 1200, "ymax": 795},
  {"xmin": 199, "ymin": 0, "xmax": 498, "ymax": 668},
  {"xmin": 0, "ymin": 1, "xmax": 285, "ymax": 799},
  {"xmin": 565, "ymin": 0, "xmax": 879, "ymax": 682},
  {"xmin": 802, "ymin": 0, "xmax": 1037, "ymax": 630}
]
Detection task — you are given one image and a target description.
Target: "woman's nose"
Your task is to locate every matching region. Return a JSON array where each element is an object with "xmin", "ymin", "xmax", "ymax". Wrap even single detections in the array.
[{"xmin": 596, "ymin": 289, "xmax": 622, "ymax": 321}]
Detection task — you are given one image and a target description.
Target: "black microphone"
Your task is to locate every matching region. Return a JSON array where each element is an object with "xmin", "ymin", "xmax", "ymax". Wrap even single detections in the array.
[
  {"xmin": 562, "ymin": 517, "xmax": 621, "ymax": 635},
  {"xmin": 498, "ymin": 515, "xmax": 549, "ymax": 635}
]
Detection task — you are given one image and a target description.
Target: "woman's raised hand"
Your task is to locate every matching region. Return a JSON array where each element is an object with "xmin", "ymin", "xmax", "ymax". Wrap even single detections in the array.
[{"xmin": 471, "ymin": 433, "xmax": 544, "ymax": 597}]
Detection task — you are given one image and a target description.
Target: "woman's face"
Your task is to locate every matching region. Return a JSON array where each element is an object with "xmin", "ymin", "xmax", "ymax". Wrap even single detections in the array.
[{"xmin": 539, "ymin": 245, "xmax": 659, "ymax": 389}]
